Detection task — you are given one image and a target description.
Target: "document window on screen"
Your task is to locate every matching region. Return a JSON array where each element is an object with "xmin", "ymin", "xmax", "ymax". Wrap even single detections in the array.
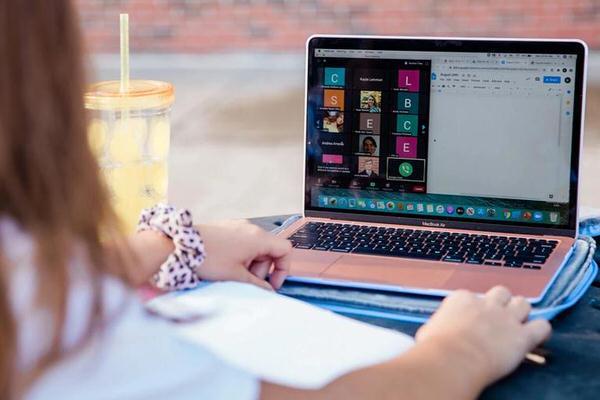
[{"xmin": 427, "ymin": 62, "xmax": 572, "ymax": 204}]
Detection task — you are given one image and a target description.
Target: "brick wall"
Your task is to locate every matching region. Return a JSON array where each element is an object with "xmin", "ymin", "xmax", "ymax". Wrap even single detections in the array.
[{"xmin": 76, "ymin": 0, "xmax": 600, "ymax": 52}]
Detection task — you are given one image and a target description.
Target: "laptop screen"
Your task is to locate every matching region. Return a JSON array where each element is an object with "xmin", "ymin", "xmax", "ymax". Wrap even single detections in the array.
[{"xmin": 305, "ymin": 38, "xmax": 585, "ymax": 232}]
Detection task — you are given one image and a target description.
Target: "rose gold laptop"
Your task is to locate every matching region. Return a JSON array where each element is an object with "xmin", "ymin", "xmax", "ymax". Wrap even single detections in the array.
[{"xmin": 278, "ymin": 35, "xmax": 588, "ymax": 302}]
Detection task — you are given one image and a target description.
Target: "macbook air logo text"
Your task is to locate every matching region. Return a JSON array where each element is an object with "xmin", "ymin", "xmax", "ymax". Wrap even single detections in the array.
[{"xmin": 422, "ymin": 221, "xmax": 446, "ymax": 228}]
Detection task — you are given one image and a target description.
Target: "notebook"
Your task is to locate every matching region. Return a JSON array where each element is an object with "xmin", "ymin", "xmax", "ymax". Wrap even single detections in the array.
[{"xmin": 147, "ymin": 281, "xmax": 414, "ymax": 389}]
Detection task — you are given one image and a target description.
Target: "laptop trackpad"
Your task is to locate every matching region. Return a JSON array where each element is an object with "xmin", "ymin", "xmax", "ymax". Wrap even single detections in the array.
[
  {"xmin": 290, "ymin": 249, "xmax": 343, "ymax": 277},
  {"xmin": 321, "ymin": 255, "xmax": 454, "ymax": 289}
]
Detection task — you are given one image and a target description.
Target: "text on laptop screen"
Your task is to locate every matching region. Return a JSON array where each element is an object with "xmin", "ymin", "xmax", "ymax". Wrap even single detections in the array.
[{"xmin": 306, "ymin": 48, "xmax": 578, "ymax": 227}]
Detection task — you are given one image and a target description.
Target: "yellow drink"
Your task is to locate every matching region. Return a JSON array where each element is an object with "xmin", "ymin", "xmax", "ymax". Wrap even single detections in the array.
[{"xmin": 85, "ymin": 80, "xmax": 174, "ymax": 233}]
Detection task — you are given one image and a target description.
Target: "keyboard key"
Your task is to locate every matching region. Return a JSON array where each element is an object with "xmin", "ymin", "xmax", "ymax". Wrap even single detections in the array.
[
  {"xmin": 466, "ymin": 258, "xmax": 484, "ymax": 265},
  {"xmin": 523, "ymin": 265, "xmax": 542, "ymax": 270},
  {"xmin": 313, "ymin": 246, "xmax": 330, "ymax": 251},
  {"xmin": 442, "ymin": 256, "xmax": 465, "ymax": 263},
  {"xmin": 408, "ymin": 252, "xmax": 443, "ymax": 261},
  {"xmin": 503, "ymin": 261, "xmax": 522, "ymax": 268}
]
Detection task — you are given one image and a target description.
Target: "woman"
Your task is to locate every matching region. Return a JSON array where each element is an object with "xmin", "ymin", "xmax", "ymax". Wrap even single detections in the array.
[
  {"xmin": 1, "ymin": 1, "xmax": 551, "ymax": 399},
  {"xmin": 361, "ymin": 136, "xmax": 378, "ymax": 156},
  {"xmin": 323, "ymin": 111, "xmax": 344, "ymax": 133},
  {"xmin": 335, "ymin": 112, "xmax": 344, "ymax": 131},
  {"xmin": 365, "ymin": 94, "xmax": 381, "ymax": 112}
]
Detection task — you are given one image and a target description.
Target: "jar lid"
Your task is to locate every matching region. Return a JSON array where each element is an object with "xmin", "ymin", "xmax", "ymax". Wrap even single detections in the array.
[{"xmin": 84, "ymin": 80, "xmax": 174, "ymax": 110}]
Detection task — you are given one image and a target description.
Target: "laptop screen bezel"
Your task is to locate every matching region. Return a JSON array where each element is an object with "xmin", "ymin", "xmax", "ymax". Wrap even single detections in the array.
[{"xmin": 303, "ymin": 35, "xmax": 587, "ymax": 237}]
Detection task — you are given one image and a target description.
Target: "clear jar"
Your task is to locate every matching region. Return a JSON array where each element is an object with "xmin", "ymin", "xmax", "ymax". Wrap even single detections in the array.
[{"xmin": 85, "ymin": 80, "xmax": 174, "ymax": 233}]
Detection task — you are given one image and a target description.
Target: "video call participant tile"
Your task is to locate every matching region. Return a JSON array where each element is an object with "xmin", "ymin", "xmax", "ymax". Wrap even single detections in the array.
[
  {"xmin": 323, "ymin": 67, "xmax": 346, "ymax": 87},
  {"xmin": 395, "ymin": 136, "xmax": 417, "ymax": 158},
  {"xmin": 356, "ymin": 156, "xmax": 379, "ymax": 178},
  {"xmin": 397, "ymin": 70, "xmax": 420, "ymax": 92},
  {"xmin": 355, "ymin": 90, "xmax": 383, "ymax": 113},
  {"xmin": 318, "ymin": 131, "xmax": 351, "ymax": 154},
  {"xmin": 357, "ymin": 134, "xmax": 380, "ymax": 157},
  {"xmin": 358, "ymin": 113, "xmax": 381, "ymax": 134},
  {"xmin": 323, "ymin": 89, "xmax": 345, "ymax": 110},
  {"xmin": 396, "ymin": 92, "xmax": 419, "ymax": 114},
  {"xmin": 353, "ymin": 69, "xmax": 387, "ymax": 90},
  {"xmin": 319, "ymin": 110, "xmax": 345, "ymax": 133},
  {"xmin": 395, "ymin": 114, "xmax": 418, "ymax": 136},
  {"xmin": 387, "ymin": 158, "xmax": 426, "ymax": 182},
  {"xmin": 317, "ymin": 154, "xmax": 354, "ymax": 176}
]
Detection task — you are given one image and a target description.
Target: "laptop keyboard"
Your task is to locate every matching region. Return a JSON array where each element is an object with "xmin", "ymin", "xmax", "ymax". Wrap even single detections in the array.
[{"xmin": 288, "ymin": 222, "xmax": 558, "ymax": 269}]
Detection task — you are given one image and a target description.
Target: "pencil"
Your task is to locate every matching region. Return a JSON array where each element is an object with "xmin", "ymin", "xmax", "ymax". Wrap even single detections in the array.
[{"xmin": 525, "ymin": 352, "xmax": 546, "ymax": 365}]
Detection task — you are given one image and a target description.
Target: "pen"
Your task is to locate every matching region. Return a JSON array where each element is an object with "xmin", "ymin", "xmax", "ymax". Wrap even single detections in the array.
[
  {"xmin": 524, "ymin": 347, "xmax": 549, "ymax": 366},
  {"xmin": 525, "ymin": 352, "xmax": 546, "ymax": 365}
]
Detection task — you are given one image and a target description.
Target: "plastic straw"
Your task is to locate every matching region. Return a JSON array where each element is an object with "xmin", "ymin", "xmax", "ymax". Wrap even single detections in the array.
[{"xmin": 120, "ymin": 13, "xmax": 129, "ymax": 93}]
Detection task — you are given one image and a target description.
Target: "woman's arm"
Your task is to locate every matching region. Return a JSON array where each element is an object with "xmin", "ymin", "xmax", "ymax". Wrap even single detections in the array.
[
  {"xmin": 261, "ymin": 342, "xmax": 484, "ymax": 400},
  {"xmin": 111, "ymin": 220, "xmax": 292, "ymax": 289},
  {"xmin": 123, "ymin": 229, "xmax": 175, "ymax": 286},
  {"xmin": 261, "ymin": 287, "xmax": 551, "ymax": 400}
]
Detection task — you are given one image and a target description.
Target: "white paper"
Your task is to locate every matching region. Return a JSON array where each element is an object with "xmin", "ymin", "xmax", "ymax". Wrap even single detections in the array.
[{"xmin": 148, "ymin": 282, "xmax": 414, "ymax": 389}]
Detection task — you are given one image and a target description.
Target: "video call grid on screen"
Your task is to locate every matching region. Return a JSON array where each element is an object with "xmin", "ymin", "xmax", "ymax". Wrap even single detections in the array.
[
  {"xmin": 305, "ymin": 45, "xmax": 579, "ymax": 227},
  {"xmin": 310, "ymin": 58, "xmax": 432, "ymax": 193}
]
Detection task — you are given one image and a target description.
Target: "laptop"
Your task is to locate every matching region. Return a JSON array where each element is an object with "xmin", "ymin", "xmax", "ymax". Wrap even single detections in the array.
[{"xmin": 277, "ymin": 35, "xmax": 588, "ymax": 302}]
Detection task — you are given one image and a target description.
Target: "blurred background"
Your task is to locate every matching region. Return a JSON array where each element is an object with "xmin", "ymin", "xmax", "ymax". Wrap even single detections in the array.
[{"xmin": 76, "ymin": 0, "xmax": 600, "ymax": 222}]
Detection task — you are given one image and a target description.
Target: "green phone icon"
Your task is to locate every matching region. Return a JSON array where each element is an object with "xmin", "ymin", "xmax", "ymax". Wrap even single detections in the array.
[{"xmin": 399, "ymin": 162, "xmax": 413, "ymax": 177}]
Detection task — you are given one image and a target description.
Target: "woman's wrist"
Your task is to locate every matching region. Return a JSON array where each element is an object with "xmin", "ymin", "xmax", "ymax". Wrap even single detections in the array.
[
  {"xmin": 309, "ymin": 337, "xmax": 488, "ymax": 400},
  {"xmin": 127, "ymin": 230, "xmax": 175, "ymax": 286},
  {"xmin": 261, "ymin": 336, "xmax": 490, "ymax": 400},
  {"xmin": 404, "ymin": 337, "xmax": 490, "ymax": 399},
  {"xmin": 136, "ymin": 204, "xmax": 206, "ymax": 290}
]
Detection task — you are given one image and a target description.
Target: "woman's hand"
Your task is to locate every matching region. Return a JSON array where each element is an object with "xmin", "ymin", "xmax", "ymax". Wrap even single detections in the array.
[
  {"xmin": 261, "ymin": 287, "xmax": 552, "ymax": 400},
  {"xmin": 121, "ymin": 219, "xmax": 291, "ymax": 289},
  {"xmin": 415, "ymin": 286, "xmax": 552, "ymax": 386},
  {"xmin": 195, "ymin": 220, "xmax": 293, "ymax": 290}
]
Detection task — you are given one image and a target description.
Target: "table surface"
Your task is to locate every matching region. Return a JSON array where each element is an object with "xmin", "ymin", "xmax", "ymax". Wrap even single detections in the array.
[{"xmin": 251, "ymin": 215, "xmax": 600, "ymax": 400}]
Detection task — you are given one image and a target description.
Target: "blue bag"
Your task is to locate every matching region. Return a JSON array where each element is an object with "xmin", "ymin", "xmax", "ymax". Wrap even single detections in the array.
[{"xmin": 276, "ymin": 216, "xmax": 599, "ymax": 322}]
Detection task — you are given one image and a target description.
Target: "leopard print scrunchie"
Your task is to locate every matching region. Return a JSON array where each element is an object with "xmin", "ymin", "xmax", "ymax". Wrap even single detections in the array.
[{"xmin": 137, "ymin": 204, "xmax": 206, "ymax": 290}]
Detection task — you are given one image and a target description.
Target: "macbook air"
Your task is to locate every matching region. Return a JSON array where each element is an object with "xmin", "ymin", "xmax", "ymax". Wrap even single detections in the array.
[{"xmin": 278, "ymin": 35, "xmax": 588, "ymax": 302}]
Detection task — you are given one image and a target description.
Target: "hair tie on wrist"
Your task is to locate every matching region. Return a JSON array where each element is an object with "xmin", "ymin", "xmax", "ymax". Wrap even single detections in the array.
[{"xmin": 137, "ymin": 203, "xmax": 206, "ymax": 290}]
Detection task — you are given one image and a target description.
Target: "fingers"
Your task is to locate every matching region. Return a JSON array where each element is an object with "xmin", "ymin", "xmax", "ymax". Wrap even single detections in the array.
[
  {"xmin": 507, "ymin": 296, "xmax": 531, "ymax": 322},
  {"xmin": 523, "ymin": 319, "xmax": 552, "ymax": 349},
  {"xmin": 486, "ymin": 287, "xmax": 532, "ymax": 323},
  {"xmin": 257, "ymin": 234, "xmax": 293, "ymax": 290},
  {"xmin": 233, "ymin": 224, "xmax": 293, "ymax": 290},
  {"xmin": 269, "ymin": 250, "xmax": 291, "ymax": 289},
  {"xmin": 228, "ymin": 255, "xmax": 273, "ymax": 291},
  {"xmin": 247, "ymin": 257, "xmax": 289, "ymax": 290},
  {"xmin": 485, "ymin": 286, "xmax": 512, "ymax": 306},
  {"xmin": 414, "ymin": 326, "xmax": 427, "ymax": 342},
  {"xmin": 249, "ymin": 259, "xmax": 272, "ymax": 280},
  {"xmin": 241, "ymin": 269, "xmax": 274, "ymax": 291},
  {"xmin": 260, "ymin": 234, "xmax": 293, "ymax": 259}
]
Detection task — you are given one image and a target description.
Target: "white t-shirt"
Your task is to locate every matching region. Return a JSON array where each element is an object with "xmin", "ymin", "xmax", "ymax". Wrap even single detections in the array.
[{"xmin": 1, "ymin": 218, "xmax": 259, "ymax": 400}]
